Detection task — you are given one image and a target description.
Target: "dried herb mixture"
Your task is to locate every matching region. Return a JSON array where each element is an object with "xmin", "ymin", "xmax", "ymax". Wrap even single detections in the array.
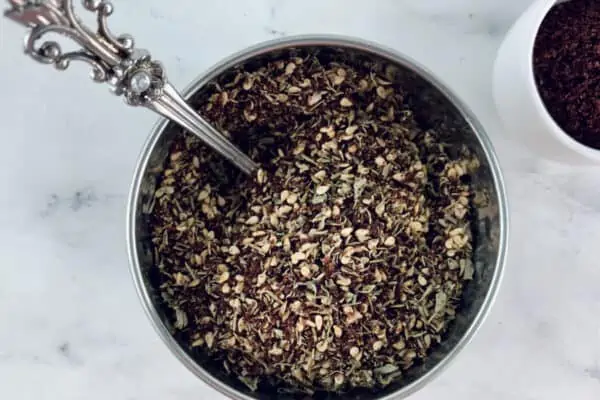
[{"xmin": 148, "ymin": 49, "xmax": 478, "ymax": 394}]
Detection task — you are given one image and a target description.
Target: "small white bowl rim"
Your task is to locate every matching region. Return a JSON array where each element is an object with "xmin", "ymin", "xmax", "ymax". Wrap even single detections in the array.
[{"xmin": 526, "ymin": 0, "xmax": 600, "ymax": 162}]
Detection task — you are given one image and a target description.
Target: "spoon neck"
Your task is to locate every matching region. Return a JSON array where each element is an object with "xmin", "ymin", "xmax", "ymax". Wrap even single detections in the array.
[
  {"xmin": 150, "ymin": 84, "xmax": 259, "ymax": 176},
  {"xmin": 5, "ymin": 0, "xmax": 258, "ymax": 175}
]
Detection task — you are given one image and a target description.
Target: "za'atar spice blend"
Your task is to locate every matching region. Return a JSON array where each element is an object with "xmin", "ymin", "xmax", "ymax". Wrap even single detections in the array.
[
  {"xmin": 147, "ymin": 49, "xmax": 479, "ymax": 394},
  {"xmin": 533, "ymin": 0, "xmax": 600, "ymax": 149}
]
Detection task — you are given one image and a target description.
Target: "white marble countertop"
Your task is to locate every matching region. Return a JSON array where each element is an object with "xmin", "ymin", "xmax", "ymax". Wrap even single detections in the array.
[{"xmin": 1, "ymin": 0, "xmax": 599, "ymax": 399}]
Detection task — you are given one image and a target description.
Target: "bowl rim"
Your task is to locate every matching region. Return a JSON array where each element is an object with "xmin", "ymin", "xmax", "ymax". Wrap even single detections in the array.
[
  {"xmin": 527, "ymin": 0, "xmax": 600, "ymax": 162},
  {"xmin": 126, "ymin": 34, "xmax": 509, "ymax": 400}
]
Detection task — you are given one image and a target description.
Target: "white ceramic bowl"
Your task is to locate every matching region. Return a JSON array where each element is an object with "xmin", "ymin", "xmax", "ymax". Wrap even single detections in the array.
[{"xmin": 493, "ymin": 0, "xmax": 600, "ymax": 165}]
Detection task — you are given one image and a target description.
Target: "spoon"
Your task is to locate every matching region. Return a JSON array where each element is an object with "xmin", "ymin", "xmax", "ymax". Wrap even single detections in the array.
[{"xmin": 4, "ymin": 0, "xmax": 259, "ymax": 176}]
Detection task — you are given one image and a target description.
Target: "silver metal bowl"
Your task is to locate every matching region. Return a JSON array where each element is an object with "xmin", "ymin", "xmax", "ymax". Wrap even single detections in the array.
[{"xmin": 127, "ymin": 35, "xmax": 508, "ymax": 400}]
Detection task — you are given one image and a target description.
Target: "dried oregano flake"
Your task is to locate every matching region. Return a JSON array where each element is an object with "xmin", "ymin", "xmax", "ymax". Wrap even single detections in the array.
[{"xmin": 147, "ymin": 49, "xmax": 478, "ymax": 394}]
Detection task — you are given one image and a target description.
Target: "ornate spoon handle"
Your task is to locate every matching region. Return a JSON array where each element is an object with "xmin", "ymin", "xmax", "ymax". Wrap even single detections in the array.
[{"xmin": 5, "ymin": 0, "xmax": 259, "ymax": 176}]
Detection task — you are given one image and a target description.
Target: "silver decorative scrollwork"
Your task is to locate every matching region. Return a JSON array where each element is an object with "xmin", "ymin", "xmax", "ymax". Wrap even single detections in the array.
[
  {"xmin": 5, "ymin": 0, "xmax": 164, "ymax": 105},
  {"xmin": 5, "ymin": 0, "xmax": 259, "ymax": 175}
]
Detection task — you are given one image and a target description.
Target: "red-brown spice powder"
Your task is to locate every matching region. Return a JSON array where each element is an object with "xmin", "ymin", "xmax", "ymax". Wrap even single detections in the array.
[{"xmin": 533, "ymin": 0, "xmax": 600, "ymax": 149}]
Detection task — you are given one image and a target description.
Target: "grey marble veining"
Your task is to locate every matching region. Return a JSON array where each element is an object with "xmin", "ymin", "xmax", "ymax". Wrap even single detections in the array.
[{"xmin": 0, "ymin": 0, "xmax": 599, "ymax": 399}]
